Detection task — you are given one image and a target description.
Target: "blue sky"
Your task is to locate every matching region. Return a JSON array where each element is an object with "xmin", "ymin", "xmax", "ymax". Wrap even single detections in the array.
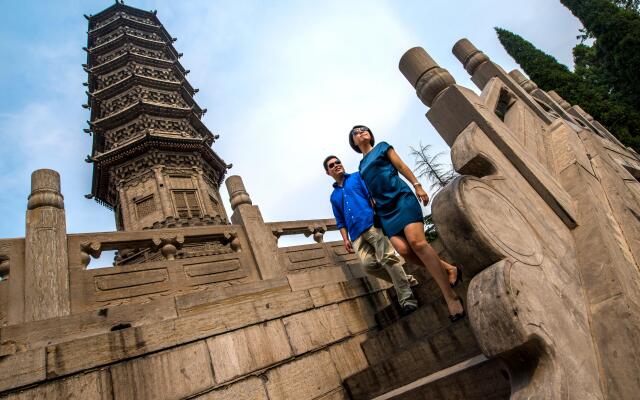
[{"xmin": 0, "ymin": 0, "xmax": 584, "ymax": 240}]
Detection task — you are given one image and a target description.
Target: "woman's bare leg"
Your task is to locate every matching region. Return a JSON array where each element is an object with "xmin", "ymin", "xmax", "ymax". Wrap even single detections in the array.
[
  {"xmin": 441, "ymin": 260, "xmax": 460, "ymax": 286},
  {"xmin": 392, "ymin": 222, "xmax": 463, "ymax": 315},
  {"xmin": 388, "ymin": 236, "xmax": 421, "ymax": 265},
  {"xmin": 394, "ymin": 231, "xmax": 459, "ymax": 285}
]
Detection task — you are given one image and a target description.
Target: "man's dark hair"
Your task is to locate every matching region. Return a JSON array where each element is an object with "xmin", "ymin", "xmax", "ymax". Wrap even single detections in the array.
[
  {"xmin": 323, "ymin": 155, "xmax": 339, "ymax": 171},
  {"xmin": 349, "ymin": 125, "xmax": 375, "ymax": 153}
]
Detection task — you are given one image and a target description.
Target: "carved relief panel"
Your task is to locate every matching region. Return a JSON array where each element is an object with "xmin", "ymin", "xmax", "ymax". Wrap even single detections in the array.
[
  {"xmin": 100, "ymin": 86, "xmax": 188, "ymax": 118},
  {"xmin": 120, "ymin": 175, "xmax": 163, "ymax": 230},
  {"xmin": 104, "ymin": 114, "xmax": 199, "ymax": 150},
  {"xmin": 95, "ymin": 43, "xmax": 172, "ymax": 65}
]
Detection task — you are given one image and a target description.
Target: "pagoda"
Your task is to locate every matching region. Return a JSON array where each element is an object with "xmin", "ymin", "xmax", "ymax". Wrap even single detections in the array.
[{"xmin": 84, "ymin": 1, "xmax": 228, "ymax": 236}]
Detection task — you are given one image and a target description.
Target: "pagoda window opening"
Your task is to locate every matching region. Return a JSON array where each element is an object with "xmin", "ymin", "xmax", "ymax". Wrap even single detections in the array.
[
  {"xmin": 135, "ymin": 195, "xmax": 156, "ymax": 218},
  {"xmin": 172, "ymin": 190, "xmax": 201, "ymax": 218}
]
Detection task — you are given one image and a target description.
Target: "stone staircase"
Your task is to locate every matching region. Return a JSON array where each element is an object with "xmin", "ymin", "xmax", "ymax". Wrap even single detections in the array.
[{"xmin": 343, "ymin": 265, "xmax": 512, "ymax": 399}]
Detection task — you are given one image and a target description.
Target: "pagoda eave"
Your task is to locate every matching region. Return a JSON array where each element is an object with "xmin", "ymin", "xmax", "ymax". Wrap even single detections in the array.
[
  {"xmin": 88, "ymin": 51, "xmax": 186, "ymax": 77},
  {"xmin": 90, "ymin": 74, "xmax": 195, "ymax": 103},
  {"xmin": 89, "ymin": 3, "xmax": 159, "ymax": 29},
  {"xmin": 91, "ymin": 136, "xmax": 227, "ymax": 207},
  {"xmin": 89, "ymin": 14, "xmax": 164, "ymax": 41},
  {"xmin": 88, "ymin": 33, "xmax": 177, "ymax": 60},
  {"xmin": 93, "ymin": 102, "xmax": 202, "ymax": 130}
]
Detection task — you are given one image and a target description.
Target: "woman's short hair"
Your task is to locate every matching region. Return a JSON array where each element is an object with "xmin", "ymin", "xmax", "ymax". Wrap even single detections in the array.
[{"xmin": 349, "ymin": 125, "xmax": 374, "ymax": 153}]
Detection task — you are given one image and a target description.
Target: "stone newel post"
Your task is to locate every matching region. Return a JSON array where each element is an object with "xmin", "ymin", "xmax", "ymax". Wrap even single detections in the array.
[
  {"xmin": 24, "ymin": 169, "xmax": 70, "ymax": 321},
  {"xmin": 226, "ymin": 175, "xmax": 283, "ymax": 280}
]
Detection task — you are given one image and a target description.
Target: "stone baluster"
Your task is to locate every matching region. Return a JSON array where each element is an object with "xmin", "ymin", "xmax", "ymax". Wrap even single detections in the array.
[
  {"xmin": 24, "ymin": 169, "xmax": 70, "ymax": 322},
  {"xmin": 508, "ymin": 69, "xmax": 538, "ymax": 94},
  {"xmin": 451, "ymin": 38, "xmax": 554, "ymax": 125},
  {"xmin": 400, "ymin": 47, "xmax": 456, "ymax": 108},
  {"xmin": 548, "ymin": 91, "xmax": 572, "ymax": 111},
  {"xmin": 226, "ymin": 175, "xmax": 282, "ymax": 280}
]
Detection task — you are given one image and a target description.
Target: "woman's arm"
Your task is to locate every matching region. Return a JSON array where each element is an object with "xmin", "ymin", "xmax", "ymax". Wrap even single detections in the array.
[{"xmin": 387, "ymin": 147, "xmax": 430, "ymax": 206}]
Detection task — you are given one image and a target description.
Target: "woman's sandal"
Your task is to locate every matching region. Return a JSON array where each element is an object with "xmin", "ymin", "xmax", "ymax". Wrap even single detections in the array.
[
  {"xmin": 450, "ymin": 265, "xmax": 463, "ymax": 288},
  {"xmin": 448, "ymin": 298, "xmax": 466, "ymax": 322}
]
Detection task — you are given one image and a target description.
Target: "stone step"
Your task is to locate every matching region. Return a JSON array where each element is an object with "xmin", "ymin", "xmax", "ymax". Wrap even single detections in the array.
[
  {"xmin": 374, "ymin": 355, "xmax": 511, "ymax": 400},
  {"xmin": 363, "ymin": 298, "xmax": 455, "ymax": 366},
  {"xmin": 379, "ymin": 263, "xmax": 469, "ymax": 329},
  {"xmin": 343, "ymin": 319, "xmax": 480, "ymax": 400}
]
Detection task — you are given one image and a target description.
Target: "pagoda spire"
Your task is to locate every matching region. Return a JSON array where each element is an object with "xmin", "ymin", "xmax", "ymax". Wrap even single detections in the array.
[{"xmin": 85, "ymin": 2, "xmax": 229, "ymax": 231}]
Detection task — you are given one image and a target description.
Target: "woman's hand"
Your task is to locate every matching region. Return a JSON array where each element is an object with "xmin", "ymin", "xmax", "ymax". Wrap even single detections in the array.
[{"xmin": 415, "ymin": 185, "xmax": 430, "ymax": 206}]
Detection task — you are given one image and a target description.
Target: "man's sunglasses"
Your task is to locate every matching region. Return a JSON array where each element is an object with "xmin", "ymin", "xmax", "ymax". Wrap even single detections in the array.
[
  {"xmin": 351, "ymin": 127, "xmax": 369, "ymax": 136},
  {"xmin": 328, "ymin": 160, "xmax": 342, "ymax": 169}
]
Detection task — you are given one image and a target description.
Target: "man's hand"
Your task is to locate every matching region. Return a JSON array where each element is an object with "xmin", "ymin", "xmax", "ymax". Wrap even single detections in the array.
[{"xmin": 344, "ymin": 239, "xmax": 354, "ymax": 253}]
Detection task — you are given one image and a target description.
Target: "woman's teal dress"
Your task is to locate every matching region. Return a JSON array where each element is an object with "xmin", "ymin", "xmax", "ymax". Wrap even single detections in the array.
[{"xmin": 359, "ymin": 141, "xmax": 423, "ymax": 237}]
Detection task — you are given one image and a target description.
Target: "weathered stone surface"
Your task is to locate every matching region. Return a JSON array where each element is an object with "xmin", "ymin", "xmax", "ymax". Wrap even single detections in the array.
[
  {"xmin": 194, "ymin": 377, "xmax": 268, "ymax": 400},
  {"xmin": 46, "ymin": 290, "xmax": 313, "ymax": 378},
  {"xmin": 392, "ymin": 358, "xmax": 510, "ymax": 400},
  {"xmin": 1, "ymin": 297, "xmax": 177, "ymax": 350},
  {"xmin": 175, "ymin": 277, "xmax": 289, "ymax": 314},
  {"xmin": 345, "ymin": 321, "xmax": 480, "ymax": 400},
  {"xmin": 308, "ymin": 277, "xmax": 388, "ymax": 307},
  {"xmin": 24, "ymin": 170, "xmax": 70, "ymax": 322},
  {"xmin": 110, "ymin": 341, "xmax": 214, "ymax": 400},
  {"xmin": 327, "ymin": 334, "xmax": 369, "ymax": 380},
  {"xmin": 265, "ymin": 351, "xmax": 342, "ymax": 400},
  {"xmin": 287, "ymin": 266, "xmax": 352, "ymax": 291},
  {"xmin": 207, "ymin": 320, "xmax": 292, "ymax": 383},
  {"xmin": 1, "ymin": 369, "xmax": 112, "ymax": 400},
  {"xmin": 339, "ymin": 297, "xmax": 377, "ymax": 334},
  {"xmin": 283, "ymin": 304, "xmax": 350, "ymax": 355},
  {"xmin": 316, "ymin": 388, "xmax": 349, "ymax": 400},
  {"xmin": 0, "ymin": 348, "xmax": 46, "ymax": 392}
]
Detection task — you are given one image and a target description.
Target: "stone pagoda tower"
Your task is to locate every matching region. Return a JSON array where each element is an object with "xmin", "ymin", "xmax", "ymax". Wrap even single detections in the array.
[{"xmin": 84, "ymin": 1, "xmax": 228, "ymax": 234}]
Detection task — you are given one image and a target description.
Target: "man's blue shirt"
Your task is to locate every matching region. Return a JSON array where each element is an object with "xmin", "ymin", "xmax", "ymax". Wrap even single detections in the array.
[{"xmin": 330, "ymin": 172, "xmax": 374, "ymax": 241}]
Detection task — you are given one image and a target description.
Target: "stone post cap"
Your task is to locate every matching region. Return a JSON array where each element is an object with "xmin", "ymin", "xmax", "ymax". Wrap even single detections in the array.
[
  {"xmin": 452, "ymin": 38, "xmax": 489, "ymax": 75},
  {"xmin": 399, "ymin": 46, "xmax": 455, "ymax": 108},
  {"xmin": 399, "ymin": 47, "xmax": 439, "ymax": 88},
  {"xmin": 509, "ymin": 69, "xmax": 538, "ymax": 93},
  {"xmin": 548, "ymin": 90, "xmax": 571, "ymax": 110},
  {"xmin": 508, "ymin": 69, "xmax": 528, "ymax": 85},
  {"xmin": 31, "ymin": 169, "xmax": 61, "ymax": 193},
  {"xmin": 225, "ymin": 175, "xmax": 252, "ymax": 211},
  {"xmin": 28, "ymin": 169, "xmax": 64, "ymax": 210}
]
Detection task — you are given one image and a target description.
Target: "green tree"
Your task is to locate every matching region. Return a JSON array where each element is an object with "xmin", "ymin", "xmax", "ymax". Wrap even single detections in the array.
[
  {"xmin": 496, "ymin": 27, "xmax": 640, "ymax": 151},
  {"xmin": 561, "ymin": 0, "xmax": 640, "ymax": 110},
  {"xmin": 410, "ymin": 143, "xmax": 457, "ymax": 242}
]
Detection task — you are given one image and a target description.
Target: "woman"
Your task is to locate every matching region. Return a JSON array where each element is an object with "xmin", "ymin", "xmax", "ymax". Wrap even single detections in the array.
[{"xmin": 349, "ymin": 125, "xmax": 464, "ymax": 320}]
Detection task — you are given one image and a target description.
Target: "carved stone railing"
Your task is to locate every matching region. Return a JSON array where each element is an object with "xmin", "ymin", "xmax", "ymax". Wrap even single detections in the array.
[
  {"xmin": 265, "ymin": 219, "xmax": 360, "ymax": 276},
  {"xmin": 267, "ymin": 218, "xmax": 337, "ymax": 244},
  {"xmin": 67, "ymin": 225, "xmax": 255, "ymax": 312}
]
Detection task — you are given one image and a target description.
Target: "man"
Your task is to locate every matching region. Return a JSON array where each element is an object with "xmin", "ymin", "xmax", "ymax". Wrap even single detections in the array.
[{"xmin": 324, "ymin": 155, "xmax": 418, "ymax": 313}]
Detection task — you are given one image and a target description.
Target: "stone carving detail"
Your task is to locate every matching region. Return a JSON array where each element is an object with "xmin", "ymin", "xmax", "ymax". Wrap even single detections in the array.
[
  {"xmin": 226, "ymin": 175, "xmax": 252, "ymax": 210},
  {"xmin": 100, "ymin": 86, "xmax": 188, "ymax": 118},
  {"xmin": 97, "ymin": 63, "xmax": 177, "ymax": 89},
  {"xmin": 399, "ymin": 47, "xmax": 456, "ymax": 108},
  {"xmin": 104, "ymin": 115, "xmax": 198, "ymax": 149},
  {"xmin": 80, "ymin": 241, "xmax": 102, "ymax": 268},
  {"xmin": 96, "ymin": 43, "xmax": 171, "ymax": 65},
  {"xmin": 151, "ymin": 235, "xmax": 184, "ymax": 260},
  {"xmin": 0, "ymin": 255, "xmax": 9, "ymax": 280},
  {"xmin": 111, "ymin": 153, "xmax": 220, "ymax": 190},
  {"xmin": 94, "ymin": 26, "xmax": 162, "ymax": 47},
  {"xmin": 92, "ymin": 11, "xmax": 155, "ymax": 30},
  {"xmin": 400, "ymin": 42, "xmax": 614, "ymax": 398}
]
